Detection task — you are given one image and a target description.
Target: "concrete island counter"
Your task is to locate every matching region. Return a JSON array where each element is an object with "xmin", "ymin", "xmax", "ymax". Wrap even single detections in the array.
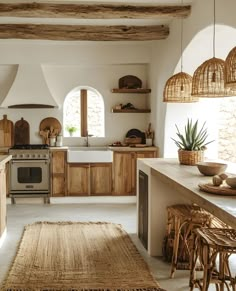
[
  {"xmin": 137, "ymin": 158, "xmax": 236, "ymax": 257},
  {"xmin": 0, "ymin": 155, "xmax": 11, "ymax": 247}
]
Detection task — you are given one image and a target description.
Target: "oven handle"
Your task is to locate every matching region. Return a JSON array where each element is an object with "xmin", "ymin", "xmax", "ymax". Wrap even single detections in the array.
[{"xmin": 11, "ymin": 160, "xmax": 49, "ymax": 164}]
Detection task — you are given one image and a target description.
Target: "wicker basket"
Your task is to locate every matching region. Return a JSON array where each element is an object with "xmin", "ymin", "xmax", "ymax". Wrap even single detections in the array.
[{"xmin": 178, "ymin": 150, "xmax": 204, "ymax": 166}]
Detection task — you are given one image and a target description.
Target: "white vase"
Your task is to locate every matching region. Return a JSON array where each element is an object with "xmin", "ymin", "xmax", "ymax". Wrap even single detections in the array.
[{"xmin": 146, "ymin": 138, "xmax": 152, "ymax": 146}]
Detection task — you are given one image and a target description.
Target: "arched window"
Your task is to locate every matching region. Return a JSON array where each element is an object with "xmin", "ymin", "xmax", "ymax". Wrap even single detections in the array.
[{"xmin": 63, "ymin": 86, "xmax": 105, "ymax": 137}]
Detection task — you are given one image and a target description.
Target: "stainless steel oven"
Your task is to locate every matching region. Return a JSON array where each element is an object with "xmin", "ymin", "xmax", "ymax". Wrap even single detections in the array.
[{"xmin": 9, "ymin": 145, "xmax": 50, "ymax": 204}]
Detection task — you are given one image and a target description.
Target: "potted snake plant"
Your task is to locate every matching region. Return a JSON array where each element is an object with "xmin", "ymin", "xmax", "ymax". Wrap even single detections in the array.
[{"xmin": 172, "ymin": 118, "xmax": 214, "ymax": 165}]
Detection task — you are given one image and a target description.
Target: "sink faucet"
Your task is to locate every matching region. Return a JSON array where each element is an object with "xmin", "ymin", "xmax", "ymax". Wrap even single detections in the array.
[{"xmin": 84, "ymin": 131, "xmax": 93, "ymax": 147}]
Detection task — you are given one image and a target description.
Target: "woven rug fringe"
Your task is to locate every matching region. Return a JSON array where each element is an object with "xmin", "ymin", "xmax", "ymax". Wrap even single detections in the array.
[
  {"xmin": 4, "ymin": 288, "xmax": 166, "ymax": 291},
  {"xmin": 25, "ymin": 221, "xmax": 123, "ymax": 228}
]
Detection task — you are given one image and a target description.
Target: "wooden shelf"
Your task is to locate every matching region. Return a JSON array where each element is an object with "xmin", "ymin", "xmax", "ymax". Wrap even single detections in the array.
[
  {"xmin": 112, "ymin": 109, "xmax": 151, "ymax": 113},
  {"xmin": 111, "ymin": 88, "xmax": 151, "ymax": 93}
]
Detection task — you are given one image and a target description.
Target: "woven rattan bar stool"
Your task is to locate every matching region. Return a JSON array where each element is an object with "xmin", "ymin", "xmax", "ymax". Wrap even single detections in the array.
[
  {"xmin": 190, "ymin": 228, "xmax": 236, "ymax": 291},
  {"xmin": 165, "ymin": 204, "xmax": 212, "ymax": 278}
]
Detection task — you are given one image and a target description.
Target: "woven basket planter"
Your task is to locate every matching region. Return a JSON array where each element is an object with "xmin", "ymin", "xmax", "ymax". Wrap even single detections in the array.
[{"xmin": 178, "ymin": 150, "xmax": 204, "ymax": 166}]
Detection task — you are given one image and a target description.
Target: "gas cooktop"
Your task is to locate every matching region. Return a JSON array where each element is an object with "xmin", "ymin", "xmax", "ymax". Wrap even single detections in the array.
[{"xmin": 10, "ymin": 144, "xmax": 49, "ymax": 150}]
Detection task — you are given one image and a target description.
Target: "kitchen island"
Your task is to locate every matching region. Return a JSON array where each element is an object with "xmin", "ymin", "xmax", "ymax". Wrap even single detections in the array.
[
  {"xmin": 137, "ymin": 158, "xmax": 236, "ymax": 256},
  {"xmin": 0, "ymin": 155, "xmax": 11, "ymax": 247}
]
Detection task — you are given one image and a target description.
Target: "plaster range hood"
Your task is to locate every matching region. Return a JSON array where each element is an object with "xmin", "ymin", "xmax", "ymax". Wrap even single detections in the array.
[{"xmin": 1, "ymin": 64, "xmax": 59, "ymax": 108}]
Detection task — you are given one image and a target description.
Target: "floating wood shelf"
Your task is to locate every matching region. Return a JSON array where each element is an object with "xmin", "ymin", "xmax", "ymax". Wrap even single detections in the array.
[
  {"xmin": 111, "ymin": 88, "xmax": 151, "ymax": 93},
  {"xmin": 112, "ymin": 109, "xmax": 151, "ymax": 113}
]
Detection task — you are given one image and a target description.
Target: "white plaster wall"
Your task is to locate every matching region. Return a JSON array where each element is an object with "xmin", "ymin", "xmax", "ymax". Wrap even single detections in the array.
[
  {"xmin": 151, "ymin": 0, "xmax": 236, "ymax": 158},
  {"xmin": 0, "ymin": 42, "xmax": 153, "ymax": 145},
  {"xmin": 1, "ymin": 0, "xmax": 236, "ymax": 151}
]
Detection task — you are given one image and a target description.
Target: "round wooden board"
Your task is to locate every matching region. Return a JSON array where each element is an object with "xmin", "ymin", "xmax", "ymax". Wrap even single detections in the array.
[
  {"xmin": 198, "ymin": 183, "xmax": 236, "ymax": 196},
  {"xmin": 39, "ymin": 117, "xmax": 62, "ymax": 134}
]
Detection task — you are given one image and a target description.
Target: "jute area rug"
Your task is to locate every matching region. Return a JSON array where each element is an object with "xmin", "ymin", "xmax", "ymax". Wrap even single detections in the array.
[{"xmin": 1, "ymin": 221, "xmax": 165, "ymax": 291}]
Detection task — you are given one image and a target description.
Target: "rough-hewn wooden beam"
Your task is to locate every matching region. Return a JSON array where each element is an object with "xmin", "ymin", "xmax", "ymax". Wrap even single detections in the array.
[
  {"xmin": 0, "ymin": 3, "xmax": 191, "ymax": 19},
  {"xmin": 0, "ymin": 24, "xmax": 169, "ymax": 41}
]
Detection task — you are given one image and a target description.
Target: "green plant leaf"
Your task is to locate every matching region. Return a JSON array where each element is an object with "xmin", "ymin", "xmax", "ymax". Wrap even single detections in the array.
[{"xmin": 171, "ymin": 119, "xmax": 214, "ymax": 151}]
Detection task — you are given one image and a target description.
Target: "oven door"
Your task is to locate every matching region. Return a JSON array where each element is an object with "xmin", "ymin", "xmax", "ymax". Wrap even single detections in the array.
[{"xmin": 10, "ymin": 160, "xmax": 50, "ymax": 193}]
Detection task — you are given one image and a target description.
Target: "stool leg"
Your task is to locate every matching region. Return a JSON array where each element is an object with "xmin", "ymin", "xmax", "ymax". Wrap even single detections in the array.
[
  {"xmin": 202, "ymin": 243, "xmax": 211, "ymax": 291},
  {"xmin": 170, "ymin": 216, "xmax": 181, "ymax": 278},
  {"xmin": 189, "ymin": 232, "xmax": 198, "ymax": 290}
]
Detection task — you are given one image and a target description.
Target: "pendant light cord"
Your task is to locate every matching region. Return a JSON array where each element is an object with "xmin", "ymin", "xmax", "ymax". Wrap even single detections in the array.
[
  {"xmin": 180, "ymin": 0, "xmax": 183, "ymax": 72},
  {"xmin": 213, "ymin": 0, "xmax": 216, "ymax": 58}
]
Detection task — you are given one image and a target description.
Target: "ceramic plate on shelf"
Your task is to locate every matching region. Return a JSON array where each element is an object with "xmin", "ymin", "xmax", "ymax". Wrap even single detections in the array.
[{"xmin": 198, "ymin": 183, "xmax": 236, "ymax": 196}]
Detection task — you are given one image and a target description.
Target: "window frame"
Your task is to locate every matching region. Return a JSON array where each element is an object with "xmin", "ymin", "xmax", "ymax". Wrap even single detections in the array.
[{"xmin": 64, "ymin": 86, "xmax": 105, "ymax": 138}]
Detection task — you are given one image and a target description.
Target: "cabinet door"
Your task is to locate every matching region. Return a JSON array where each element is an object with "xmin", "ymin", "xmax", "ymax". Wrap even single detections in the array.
[
  {"xmin": 112, "ymin": 152, "xmax": 135, "ymax": 195},
  {"xmin": 51, "ymin": 151, "xmax": 66, "ymax": 197},
  {"xmin": 90, "ymin": 163, "xmax": 112, "ymax": 195},
  {"xmin": 52, "ymin": 151, "xmax": 65, "ymax": 173},
  {"xmin": 0, "ymin": 167, "xmax": 6, "ymax": 237},
  {"xmin": 67, "ymin": 164, "xmax": 89, "ymax": 196},
  {"xmin": 136, "ymin": 151, "xmax": 157, "ymax": 159}
]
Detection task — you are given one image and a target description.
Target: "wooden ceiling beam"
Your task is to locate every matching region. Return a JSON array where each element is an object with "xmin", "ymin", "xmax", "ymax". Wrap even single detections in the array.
[
  {"xmin": 0, "ymin": 24, "xmax": 169, "ymax": 41},
  {"xmin": 0, "ymin": 3, "xmax": 191, "ymax": 19}
]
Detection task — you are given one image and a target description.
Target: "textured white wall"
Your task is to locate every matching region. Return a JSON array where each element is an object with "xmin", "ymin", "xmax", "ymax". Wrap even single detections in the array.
[{"xmin": 1, "ymin": 0, "xmax": 236, "ymax": 150}]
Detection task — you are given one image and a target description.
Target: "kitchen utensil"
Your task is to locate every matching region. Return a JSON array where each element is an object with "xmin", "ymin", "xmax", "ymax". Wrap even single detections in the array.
[
  {"xmin": 14, "ymin": 118, "xmax": 30, "ymax": 145},
  {"xmin": 0, "ymin": 114, "xmax": 14, "ymax": 147},
  {"xmin": 39, "ymin": 117, "xmax": 62, "ymax": 144},
  {"xmin": 196, "ymin": 162, "xmax": 227, "ymax": 176}
]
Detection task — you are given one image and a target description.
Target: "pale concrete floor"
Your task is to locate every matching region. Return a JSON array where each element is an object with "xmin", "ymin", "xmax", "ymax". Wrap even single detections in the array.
[{"xmin": 0, "ymin": 197, "xmax": 209, "ymax": 291}]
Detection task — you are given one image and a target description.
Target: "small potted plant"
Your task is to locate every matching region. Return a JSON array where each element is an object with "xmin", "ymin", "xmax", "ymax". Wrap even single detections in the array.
[
  {"xmin": 172, "ymin": 118, "xmax": 214, "ymax": 165},
  {"xmin": 66, "ymin": 126, "xmax": 77, "ymax": 137}
]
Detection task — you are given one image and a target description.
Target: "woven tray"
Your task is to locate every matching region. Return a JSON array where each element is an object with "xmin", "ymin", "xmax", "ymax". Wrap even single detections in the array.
[{"xmin": 198, "ymin": 183, "xmax": 236, "ymax": 196}]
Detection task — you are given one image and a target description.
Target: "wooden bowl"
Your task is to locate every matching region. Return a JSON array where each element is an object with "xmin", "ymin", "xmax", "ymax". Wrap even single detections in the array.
[{"xmin": 196, "ymin": 162, "xmax": 227, "ymax": 176}]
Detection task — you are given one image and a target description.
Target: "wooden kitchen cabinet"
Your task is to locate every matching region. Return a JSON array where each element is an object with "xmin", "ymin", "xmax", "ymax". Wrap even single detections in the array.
[
  {"xmin": 51, "ymin": 150, "xmax": 67, "ymax": 197},
  {"xmin": 0, "ymin": 156, "xmax": 11, "ymax": 243},
  {"xmin": 112, "ymin": 151, "xmax": 134, "ymax": 195},
  {"xmin": 90, "ymin": 164, "xmax": 112, "ymax": 195},
  {"xmin": 67, "ymin": 163, "xmax": 112, "ymax": 196},
  {"xmin": 0, "ymin": 165, "xmax": 6, "ymax": 238},
  {"xmin": 0, "ymin": 152, "xmax": 10, "ymax": 197},
  {"xmin": 67, "ymin": 164, "xmax": 89, "ymax": 196},
  {"xmin": 112, "ymin": 149, "xmax": 158, "ymax": 196}
]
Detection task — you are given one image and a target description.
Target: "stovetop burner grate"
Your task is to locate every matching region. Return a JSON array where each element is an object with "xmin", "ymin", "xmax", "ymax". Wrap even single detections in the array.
[{"xmin": 10, "ymin": 144, "xmax": 49, "ymax": 150}]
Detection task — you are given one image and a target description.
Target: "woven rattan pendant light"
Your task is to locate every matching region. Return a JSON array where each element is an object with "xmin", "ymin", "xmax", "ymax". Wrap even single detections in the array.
[
  {"xmin": 163, "ymin": 1, "xmax": 198, "ymax": 103},
  {"xmin": 192, "ymin": 0, "xmax": 233, "ymax": 97},
  {"xmin": 225, "ymin": 46, "xmax": 236, "ymax": 90}
]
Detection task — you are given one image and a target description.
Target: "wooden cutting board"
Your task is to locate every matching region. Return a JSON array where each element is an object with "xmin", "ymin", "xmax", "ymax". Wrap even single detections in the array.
[
  {"xmin": 14, "ymin": 118, "xmax": 30, "ymax": 145},
  {"xmin": 198, "ymin": 183, "xmax": 236, "ymax": 196},
  {"xmin": 39, "ymin": 117, "xmax": 62, "ymax": 144},
  {"xmin": 0, "ymin": 114, "xmax": 14, "ymax": 147}
]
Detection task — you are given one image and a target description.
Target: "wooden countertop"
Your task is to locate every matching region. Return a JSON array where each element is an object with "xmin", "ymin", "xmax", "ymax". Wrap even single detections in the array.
[
  {"xmin": 108, "ymin": 146, "xmax": 158, "ymax": 152},
  {"xmin": 140, "ymin": 158, "xmax": 236, "ymax": 229},
  {"xmin": 49, "ymin": 146, "xmax": 68, "ymax": 151},
  {"xmin": 0, "ymin": 155, "xmax": 12, "ymax": 169}
]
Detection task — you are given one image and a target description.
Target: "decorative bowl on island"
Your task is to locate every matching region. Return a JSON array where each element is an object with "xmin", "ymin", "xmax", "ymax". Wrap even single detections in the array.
[{"xmin": 196, "ymin": 162, "xmax": 227, "ymax": 176}]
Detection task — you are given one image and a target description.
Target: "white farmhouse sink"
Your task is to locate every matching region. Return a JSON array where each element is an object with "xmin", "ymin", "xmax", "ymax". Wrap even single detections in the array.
[{"xmin": 67, "ymin": 147, "xmax": 113, "ymax": 163}]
